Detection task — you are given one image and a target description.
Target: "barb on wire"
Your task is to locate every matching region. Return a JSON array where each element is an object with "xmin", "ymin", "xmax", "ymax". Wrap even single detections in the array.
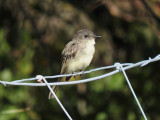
[
  {"xmin": 141, "ymin": 57, "xmax": 152, "ymax": 67},
  {"xmin": 0, "ymin": 54, "xmax": 160, "ymax": 87},
  {"xmin": 0, "ymin": 54, "xmax": 160, "ymax": 120},
  {"xmin": 0, "ymin": 80, "xmax": 6, "ymax": 86},
  {"xmin": 141, "ymin": 54, "xmax": 160, "ymax": 67}
]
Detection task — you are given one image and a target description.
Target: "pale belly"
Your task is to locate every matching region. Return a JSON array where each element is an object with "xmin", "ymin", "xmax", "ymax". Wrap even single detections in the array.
[{"xmin": 67, "ymin": 45, "xmax": 95, "ymax": 73}]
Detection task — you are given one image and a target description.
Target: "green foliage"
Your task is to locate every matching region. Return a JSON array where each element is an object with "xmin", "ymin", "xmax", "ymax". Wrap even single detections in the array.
[
  {"xmin": 96, "ymin": 112, "xmax": 108, "ymax": 120},
  {"xmin": 0, "ymin": 29, "xmax": 10, "ymax": 57},
  {"xmin": 0, "ymin": 0, "xmax": 160, "ymax": 120},
  {"xmin": 106, "ymin": 73, "xmax": 125, "ymax": 91},
  {"xmin": 0, "ymin": 69, "xmax": 13, "ymax": 81}
]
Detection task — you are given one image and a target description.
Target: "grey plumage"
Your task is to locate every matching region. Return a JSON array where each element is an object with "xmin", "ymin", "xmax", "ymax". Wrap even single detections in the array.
[{"xmin": 48, "ymin": 29, "xmax": 101, "ymax": 99}]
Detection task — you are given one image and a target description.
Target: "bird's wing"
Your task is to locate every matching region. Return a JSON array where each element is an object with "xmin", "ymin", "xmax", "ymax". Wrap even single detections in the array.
[{"xmin": 61, "ymin": 41, "xmax": 79, "ymax": 66}]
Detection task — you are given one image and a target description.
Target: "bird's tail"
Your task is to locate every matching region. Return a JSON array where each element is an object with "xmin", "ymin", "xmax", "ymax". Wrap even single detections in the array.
[
  {"xmin": 48, "ymin": 85, "xmax": 58, "ymax": 99},
  {"xmin": 48, "ymin": 75, "xmax": 81, "ymax": 99},
  {"xmin": 48, "ymin": 77, "xmax": 65, "ymax": 99}
]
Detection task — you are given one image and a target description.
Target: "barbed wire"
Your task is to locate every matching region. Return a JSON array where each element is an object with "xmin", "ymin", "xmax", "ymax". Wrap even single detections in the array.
[{"xmin": 0, "ymin": 54, "xmax": 160, "ymax": 120}]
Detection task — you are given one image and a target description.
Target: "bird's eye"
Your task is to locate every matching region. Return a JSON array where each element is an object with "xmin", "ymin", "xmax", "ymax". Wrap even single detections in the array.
[{"xmin": 84, "ymin": 35, "xmax": 88, "ymax": 38}]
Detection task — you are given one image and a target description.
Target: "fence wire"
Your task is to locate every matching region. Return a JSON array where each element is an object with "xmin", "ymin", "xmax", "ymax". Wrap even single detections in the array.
[{"xmin": 0, "ymin": 54, "xmax": 160, "ymax": 120}]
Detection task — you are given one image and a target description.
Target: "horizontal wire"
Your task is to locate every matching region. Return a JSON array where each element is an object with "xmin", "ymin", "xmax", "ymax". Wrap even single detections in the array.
[
  {"xmin": 1, "ymin": 54, "xmax": 159, "ymax": 120},
  {"xmin": 10, "ymin": 63, "xmax": 131, "ymax": 83},
  {"xmin": 0, "ymin": 54, "xmax": 160, "ymax": 86}
]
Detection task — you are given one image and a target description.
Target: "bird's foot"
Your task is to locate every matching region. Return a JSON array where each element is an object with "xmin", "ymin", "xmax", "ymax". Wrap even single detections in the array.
[{"xmin": 80, "ymin": 70, "xmax": 85, "ymax": 78}]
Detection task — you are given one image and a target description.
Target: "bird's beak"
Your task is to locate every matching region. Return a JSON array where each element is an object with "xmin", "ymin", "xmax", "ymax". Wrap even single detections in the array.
[{"xmin": 94, "ymin": 35, "xmax": 101, "ymax": 38}]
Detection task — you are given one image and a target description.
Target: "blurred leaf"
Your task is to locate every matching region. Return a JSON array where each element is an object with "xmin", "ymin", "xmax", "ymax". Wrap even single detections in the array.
[
  {"xmin": 0, "ymin": 29, "xmax": 10, "ymax": 57},
  {"xmin": 0, "ymin": 69, "xmax": 13, "ymax": 81},
  {"xmin": 106, "ymin": 73, "xmax": 125, "ymax": 91},
  {"xmin": 96, "ymin": 112, "xmax": 108, "ymax": 120},
  {"xmin": 127, "ymin": 112, "xmax": 136, "ymax": 120},
  {"xmin": 16, "ymin": 48, "xmax": 34, "ymax": 76}
]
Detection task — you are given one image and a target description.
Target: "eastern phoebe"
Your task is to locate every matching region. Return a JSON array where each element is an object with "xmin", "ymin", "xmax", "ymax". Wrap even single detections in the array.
[{"xmin": 49, "ymin": 29, "xmax": 101, "ymax": 99}]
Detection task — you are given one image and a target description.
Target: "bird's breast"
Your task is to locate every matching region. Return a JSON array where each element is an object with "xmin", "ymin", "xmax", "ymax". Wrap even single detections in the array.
[{"xmin": 67, "ymin": 42, "xmax": 95, "ymax": 73}]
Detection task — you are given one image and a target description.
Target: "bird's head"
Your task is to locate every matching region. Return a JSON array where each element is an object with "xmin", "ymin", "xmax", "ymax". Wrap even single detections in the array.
[{"xmin": 73, "ymin": 29, "xmax": 101, "ymax": 42}]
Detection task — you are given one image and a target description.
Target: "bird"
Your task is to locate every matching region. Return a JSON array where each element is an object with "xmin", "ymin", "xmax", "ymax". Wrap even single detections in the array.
[{"xmin": 49, "ymin": 29, "xmax": 101, "ymax": 99}]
